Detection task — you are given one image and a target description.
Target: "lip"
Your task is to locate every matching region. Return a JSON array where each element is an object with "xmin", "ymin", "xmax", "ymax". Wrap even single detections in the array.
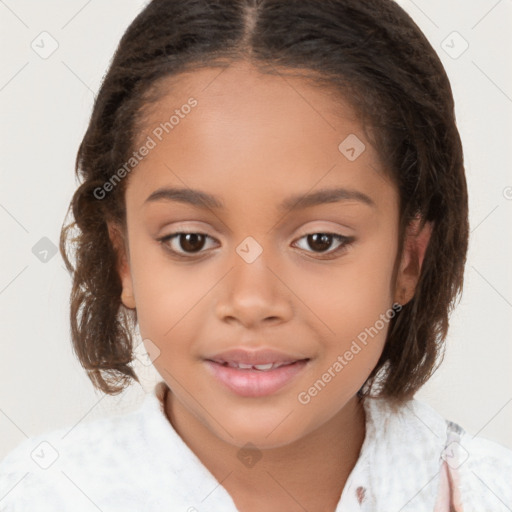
[
  {"xmin": 206, "ymin": 348, "xmax": 308, "ymax": 366},
  {"xmin": 204, "ymin": 351, "xmax": 310, "ymax": 397}
]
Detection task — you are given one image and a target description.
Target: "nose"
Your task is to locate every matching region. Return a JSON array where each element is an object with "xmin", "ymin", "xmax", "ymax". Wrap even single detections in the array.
[{"xmin": 215, "ymin": 250, "xmax": 294, "ymax": 329}]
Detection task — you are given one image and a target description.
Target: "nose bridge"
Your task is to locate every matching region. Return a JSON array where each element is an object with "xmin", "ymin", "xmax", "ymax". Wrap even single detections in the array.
[{"xmin": 216, "ymin": 236, "xmax": 292, "ymax": 327}]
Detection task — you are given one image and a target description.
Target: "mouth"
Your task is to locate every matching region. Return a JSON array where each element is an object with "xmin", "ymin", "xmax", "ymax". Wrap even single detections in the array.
[
  {"xmin": 204, "ymin": 358, "xmax": 310, "ymax": 397},
  {"xmin": 209, "ymin": 359, "xmax": 302, "ymax": 370}
]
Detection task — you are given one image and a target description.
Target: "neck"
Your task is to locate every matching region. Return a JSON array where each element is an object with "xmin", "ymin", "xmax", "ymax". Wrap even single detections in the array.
[{"xmin": 164, "ymin": 388, "xmax": 366, "ymax": 512}]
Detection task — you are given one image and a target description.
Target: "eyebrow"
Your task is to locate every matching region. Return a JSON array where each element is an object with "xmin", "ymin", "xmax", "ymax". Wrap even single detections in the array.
[{"xmin": 144, "ymin": 186, "xmax": 376, "ymax": 211}]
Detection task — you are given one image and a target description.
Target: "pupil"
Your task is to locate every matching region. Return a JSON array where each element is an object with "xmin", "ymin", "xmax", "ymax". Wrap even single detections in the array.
[
  {"xmin": 177, "ymin": 234, "xmax": 334, "ymax": 254},
  {"xmin": 308, "ymin": 233, "xmax": 332, "ymax": 252},
  {"xmin": 181, "ymin": 233, "xmax": 205, "ymax": 253}
]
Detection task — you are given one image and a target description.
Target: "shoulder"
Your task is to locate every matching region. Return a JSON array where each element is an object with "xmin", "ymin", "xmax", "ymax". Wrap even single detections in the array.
[
  {"xmin": 363, "ymin": 394, "xmax": 450, "ymax": 454},
  {"xmin": 455, "ymin": 424, "xmax": 512, "ymax": 509},
  {"xmin": 360, "ymin": 396, "xmax": 512, "ymax": 510},
  {"xmin": 361, "ymin": 396, "xmax": 451, "ymax": 490},
  {"xmin": 403, "ymin": 399, "xmax": 512, "ymax": 509},
  {"xmin": 0, "ymin": 396, "xmax": 153, "ymax": 511}
]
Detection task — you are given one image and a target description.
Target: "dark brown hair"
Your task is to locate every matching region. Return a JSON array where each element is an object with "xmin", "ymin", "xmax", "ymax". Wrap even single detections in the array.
[{"xmin": 60, "ymin": 0, "xmax": 469, "ymax": 402}]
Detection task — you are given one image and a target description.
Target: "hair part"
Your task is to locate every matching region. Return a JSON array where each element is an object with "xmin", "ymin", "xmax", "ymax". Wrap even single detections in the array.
[{"xmin": 60, "ymin": 0, "xmax": 469, "ymax": 402}]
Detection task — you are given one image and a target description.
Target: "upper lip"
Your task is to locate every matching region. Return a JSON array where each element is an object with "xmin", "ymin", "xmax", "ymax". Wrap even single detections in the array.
[{"xmin": 206, "ymin": 348, "xmax": 310, "ymax": 366}]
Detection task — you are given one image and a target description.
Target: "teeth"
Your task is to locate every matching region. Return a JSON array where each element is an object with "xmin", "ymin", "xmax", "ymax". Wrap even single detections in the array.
[
  {"xmin": 253, "ymin": 363, "xmax": 274, "ymax": 371},
  {"xmin": 223, "ymin": 361, "xmax": 288, "ymax": 370}
]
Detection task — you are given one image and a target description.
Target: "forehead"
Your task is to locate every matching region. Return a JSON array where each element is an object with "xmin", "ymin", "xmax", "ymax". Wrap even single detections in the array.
[{"xmin": 127, "ymin": 61, "xmax": 396, "ymax": 212}]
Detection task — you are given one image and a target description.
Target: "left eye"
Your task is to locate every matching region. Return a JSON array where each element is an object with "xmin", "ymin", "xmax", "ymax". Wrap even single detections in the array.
[
  {"xmin": 293, "ymin": 233, "xmax": 353, "ymax": 256},
  {"xmin": 157, "ymin": 232, "xmax": 353, "ymax": 258}
]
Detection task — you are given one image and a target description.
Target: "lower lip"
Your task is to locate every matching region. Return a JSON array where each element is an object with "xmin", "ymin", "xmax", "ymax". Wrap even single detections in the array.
[{"xmin": 204, "ymin": 360, "xmax": 309, "ymax": 397}]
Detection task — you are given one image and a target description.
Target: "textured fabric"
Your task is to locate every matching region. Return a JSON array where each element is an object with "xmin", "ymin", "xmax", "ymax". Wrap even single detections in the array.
[{"xmin": 1, "ymin": 381, "xmax": 511, "ymax": 511}]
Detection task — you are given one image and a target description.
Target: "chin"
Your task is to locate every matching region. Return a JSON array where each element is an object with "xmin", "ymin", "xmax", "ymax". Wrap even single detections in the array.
[
  {"xmin": 226, "ymin": 430, "xmax": 305, "ymax": 451},
  {"xmin": 209, "ymin": 412, "xmax": 309, "ymax": 450}
]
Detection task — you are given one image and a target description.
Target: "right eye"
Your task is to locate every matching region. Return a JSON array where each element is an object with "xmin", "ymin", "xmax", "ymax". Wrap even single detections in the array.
[{"xmin": 157, "ymin": 232, "xmax": 218, "ymax": 258}]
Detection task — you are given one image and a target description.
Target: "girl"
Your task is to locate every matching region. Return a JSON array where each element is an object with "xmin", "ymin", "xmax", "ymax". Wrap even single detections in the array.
[{"xmin": 1, "ymin": 0, "xmax": 511, "ymax": 510}]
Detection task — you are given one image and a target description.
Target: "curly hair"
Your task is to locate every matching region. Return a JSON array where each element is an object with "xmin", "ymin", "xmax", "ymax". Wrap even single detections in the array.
[{"xmin": 60, "ymin": 0, "xmax": 468, "ymax": 402}]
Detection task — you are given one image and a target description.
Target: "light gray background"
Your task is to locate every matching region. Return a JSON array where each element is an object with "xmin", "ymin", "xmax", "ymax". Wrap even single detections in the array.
[{"xmin": 1, "ymin": 0, "xmax": 511, "ymax": 460}]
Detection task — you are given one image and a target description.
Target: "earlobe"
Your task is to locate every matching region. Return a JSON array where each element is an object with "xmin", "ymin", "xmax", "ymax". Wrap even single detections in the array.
[
  {"xmin": 394, "ymin": 217, "xmax": 433, "ymax": 305},
  {"xmin": 121, "ymin": 291, "xmax": 136, "ymax": 310},
  {"xmin": 107, "ymin": 222, "xmax": 136, "ymax": 310}
]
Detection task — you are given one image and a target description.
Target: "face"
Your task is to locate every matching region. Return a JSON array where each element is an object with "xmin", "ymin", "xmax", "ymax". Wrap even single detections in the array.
[{"xmin": 111, "ymin": 61, "xmax": 430, "ymax": 449}]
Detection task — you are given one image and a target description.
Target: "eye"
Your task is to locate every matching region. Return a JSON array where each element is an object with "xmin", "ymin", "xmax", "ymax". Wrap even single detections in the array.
[
  {"xmin": 158, "ymin": 232, "xmax": 217, "ymax": 257},
  {"xmin": 157, "ymin": 231, "xmax": 354, "ymax": 260},
  {"xmin": 293, "ymin": 233, "xmax": 354, "ymax": 258}
]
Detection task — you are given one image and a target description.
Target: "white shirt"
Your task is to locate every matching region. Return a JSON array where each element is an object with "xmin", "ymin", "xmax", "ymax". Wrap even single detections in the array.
[{"xmin": 1, "ymin": 381, "xmax": 511, "ymax": 511}]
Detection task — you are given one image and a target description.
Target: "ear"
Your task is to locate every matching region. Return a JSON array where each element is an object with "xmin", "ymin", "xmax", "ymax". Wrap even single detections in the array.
[
  {"xmin": 394, "ymin": 216, "xmax": 433, "ymax": 306},
  {"xmin": 107, "ymin": 222, "xmax": 136, "ymax": 309}
]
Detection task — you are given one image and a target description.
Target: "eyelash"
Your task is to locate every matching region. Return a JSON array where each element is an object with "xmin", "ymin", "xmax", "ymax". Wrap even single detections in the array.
[{"xmin": 157, "ymin": 231, "xmax": 355, "ymax": 260}]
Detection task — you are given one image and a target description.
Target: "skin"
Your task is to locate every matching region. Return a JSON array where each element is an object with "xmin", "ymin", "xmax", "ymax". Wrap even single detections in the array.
[{"xmin": 109, "ymin": 61, "xmax": 432, "ymax": 512}]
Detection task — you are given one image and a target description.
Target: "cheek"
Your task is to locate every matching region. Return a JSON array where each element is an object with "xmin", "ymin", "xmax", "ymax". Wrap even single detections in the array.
[
  {"xmin": 299, "ymin": 248, "xmax": 397, "ymax": 335},
  {"xmin": 128, "ymin": 220, "xmax": 397, "ymax": 357},
  {"xmin": 127, "ymin": 238, "xmax": 210, "ymax": 341},
  {"xmin": 293, "ymin": 240, "xmax": 397, "ymax": 388}
]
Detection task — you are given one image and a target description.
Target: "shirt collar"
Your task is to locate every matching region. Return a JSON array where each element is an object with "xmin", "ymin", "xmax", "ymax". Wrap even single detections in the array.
[{"xmin": 141, "ymin": 381, "xmax": 447, "ymax": 511}]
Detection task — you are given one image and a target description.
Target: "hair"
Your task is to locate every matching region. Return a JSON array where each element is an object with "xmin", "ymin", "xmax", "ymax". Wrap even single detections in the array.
[{"xmin": 60, "ymin": 0, "xmax": 468, "ymax": 404}]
